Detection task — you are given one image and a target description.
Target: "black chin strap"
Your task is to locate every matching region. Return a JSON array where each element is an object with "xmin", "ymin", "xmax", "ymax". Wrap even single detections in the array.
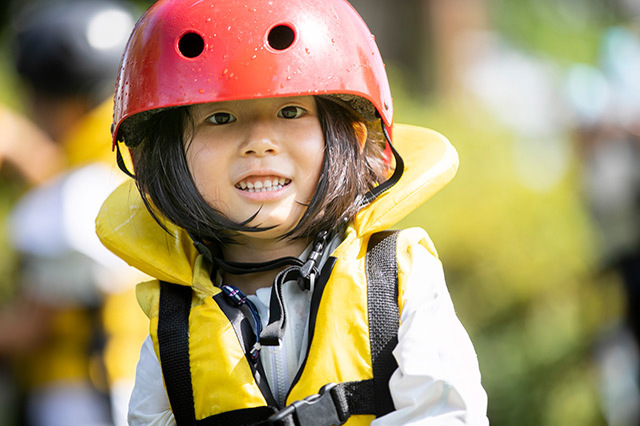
[
  {"xmin": 115, "ymin": 142, "xmax": 136, "ymax": 178},
  {"xmin": 362, "ymin": 119, "xmax": 404, "ymax": 204},
  {"xmin": 214, "ymin": 256, "xmax": 304, "ymax": 276},
  {"xmin": 193, "ymin": 231, "xmax": 331, "ymax": 348}
]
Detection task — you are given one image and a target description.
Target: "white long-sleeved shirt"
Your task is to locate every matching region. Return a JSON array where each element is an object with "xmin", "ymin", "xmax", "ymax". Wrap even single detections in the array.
[{"xmin": 128, "ymin": 239, "xmax": 488, "ymax": 425}]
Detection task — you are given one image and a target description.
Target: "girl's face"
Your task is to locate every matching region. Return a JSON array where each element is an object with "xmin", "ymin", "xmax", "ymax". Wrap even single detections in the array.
[{"xmin": 185, "ymin": 96, "xmax": 325, "ymax": 239}]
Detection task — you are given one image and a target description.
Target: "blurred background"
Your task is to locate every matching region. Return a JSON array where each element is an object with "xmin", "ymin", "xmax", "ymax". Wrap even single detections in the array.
[{"xmin": 0, "ymin": 0, "xmax": 639, "ymax": 425}]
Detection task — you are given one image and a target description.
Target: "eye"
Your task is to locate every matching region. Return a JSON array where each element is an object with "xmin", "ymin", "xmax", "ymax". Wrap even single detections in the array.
[
  {"xmin": 278, "ymin": 106, "xmax": 306, "ymax": 119},
  {"xmin": 207, "ymin": 112, "xmax": 237, "ymax": 125}
]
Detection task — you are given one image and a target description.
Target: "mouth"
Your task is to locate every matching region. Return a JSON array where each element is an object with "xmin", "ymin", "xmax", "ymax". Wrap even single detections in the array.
[{"xmin": 235, "ymin": 176, "xmax": 291, "ymax": 193}]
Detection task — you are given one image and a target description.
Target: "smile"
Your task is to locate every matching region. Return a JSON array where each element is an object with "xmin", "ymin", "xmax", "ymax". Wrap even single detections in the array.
[{"xmin": 236, "ymin": 177, "xmax": 291, "ymax": 193}]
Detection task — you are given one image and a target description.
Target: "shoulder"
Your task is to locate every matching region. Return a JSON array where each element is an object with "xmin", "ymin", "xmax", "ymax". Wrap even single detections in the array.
[
  {"xmin": 393, "ymin": 227, "xmax": 441, "ymax": 282},
  {"xmin": 390, "ymin": 228, "xmax": 446, "ymax": 312},
  {"xmin": 136, "ymin": 279, "xmax": 162, "ymax": 319},
  {"xmin": 394, "ymin": 227, "xmax": 438, "ymax": 259}
]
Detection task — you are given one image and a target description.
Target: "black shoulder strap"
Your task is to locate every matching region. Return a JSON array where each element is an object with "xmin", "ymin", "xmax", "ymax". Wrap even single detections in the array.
[
  {"xmin": 364, "ymin": 230, "xmax": 400, "ymax": 417},
  {"xmin": 158, "ymin": 282, "xmax": 197, "ymax": 425}
]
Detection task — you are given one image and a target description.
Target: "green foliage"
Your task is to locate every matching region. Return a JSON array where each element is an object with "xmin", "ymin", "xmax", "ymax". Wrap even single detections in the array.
[
  {"xmin": 488, "ymin": 0, "xmax": 617, "ymax": 65},
  {"xmin": 392, "ymin": 78, "xmax": 622, "ymax": 425},
  {"xmin": 0, "ymin": 181, "xmax": 24, "ymax": 302},
  {"xmin": 0, "ymin": 38, "xmax": 27, "ymax": 302}
]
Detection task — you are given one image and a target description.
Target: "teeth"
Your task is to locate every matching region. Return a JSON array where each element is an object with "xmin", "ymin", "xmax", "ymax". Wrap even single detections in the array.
[
  {"xmin": 237, "ymin": 178, "xmax": 290, "ymax": 192},
  {"xmin": 244, "ymin": 185, "xmax": 283, "ymax": 193}
]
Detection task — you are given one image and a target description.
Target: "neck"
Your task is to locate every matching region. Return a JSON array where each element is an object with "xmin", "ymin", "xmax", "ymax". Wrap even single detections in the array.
[{"xmin": 219, "ymin": 236, "xmax": 311, "ymax": 295}]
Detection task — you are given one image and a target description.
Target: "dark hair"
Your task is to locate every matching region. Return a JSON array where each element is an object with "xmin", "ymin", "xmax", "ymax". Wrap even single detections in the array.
[{"xmin": 130, "ymin": 97, "xmax": 388, "ymax": 246}]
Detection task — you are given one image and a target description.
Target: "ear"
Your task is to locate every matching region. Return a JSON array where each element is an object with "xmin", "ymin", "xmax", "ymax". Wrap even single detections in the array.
[{"xmin": 352, "ymin": 122, "xmax": 368, "ymax": 153}]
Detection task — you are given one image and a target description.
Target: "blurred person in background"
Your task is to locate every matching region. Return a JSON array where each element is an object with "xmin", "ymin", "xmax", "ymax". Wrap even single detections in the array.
[
  {"xmin": 0, "ymin": 105, "xmax": 63, "ymax": 184},
  {"xmin": 566, "ymin": 24, "xmax": 640, "ymax": 426},
  {"xmin": 0, "ymin": 1, "xmax": 148, "ymax": 425}
]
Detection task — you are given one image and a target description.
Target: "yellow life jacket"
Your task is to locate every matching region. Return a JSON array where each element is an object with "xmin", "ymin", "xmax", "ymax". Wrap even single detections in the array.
[{"xmin": 96, "ymin": 124, "xmax": 458, "ymax": 424}]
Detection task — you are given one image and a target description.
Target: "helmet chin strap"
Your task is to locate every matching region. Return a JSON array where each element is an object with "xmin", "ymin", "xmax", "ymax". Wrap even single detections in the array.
[
  {"xmin": 115, "ymin": 143, "xmax": 136, "ymax": 178},
  {"xmin": 362, "ymin": 118, "xmax": 404, "ymax": 205}
]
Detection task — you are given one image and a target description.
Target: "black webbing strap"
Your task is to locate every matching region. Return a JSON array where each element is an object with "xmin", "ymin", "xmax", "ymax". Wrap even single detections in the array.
[
  {"xmin": 158, "ymin": 282, "xmax": 196, "ymax": 425},
  {"xmin": 365, "ymin": 230, "xmax": 399, "ymax": 417},
  {"xmin": 199, "ymin": 407, "xmax": 278, "ymax": 426},
  {"xmin": 334, "ymin": 379, "xmax": 375, "ymax": 415}
]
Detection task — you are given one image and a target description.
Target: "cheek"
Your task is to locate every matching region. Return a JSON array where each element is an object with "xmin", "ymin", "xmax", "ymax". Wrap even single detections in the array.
[
  {"xmin": 297, "ymin": 160, "xmax": 324, "ymax": 207},
  {"xmin": 185, "ymin": 144, "xmax": 225, "ymax": 202},
  {"xmin": 309, "ymin": 138, "xmax": 326, "ymax": 184},
  {"xmin": 308, "ymin": 156, "xmax": 324, "ymax": 191}
]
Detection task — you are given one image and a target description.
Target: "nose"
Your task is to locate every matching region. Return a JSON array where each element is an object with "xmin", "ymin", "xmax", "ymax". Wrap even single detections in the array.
[{"xmin": 240, "ymin": 120, "xmax": 279, "ymax": 157}]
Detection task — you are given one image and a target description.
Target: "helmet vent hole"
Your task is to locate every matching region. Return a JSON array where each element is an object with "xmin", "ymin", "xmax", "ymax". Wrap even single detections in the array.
[
  {"xmin": 268, "ymin": 25, "xmax": 295, "ymax": 50},
  {"xmin": 178, "ymin": 32, "xmax": 205, "ymax": 58}
]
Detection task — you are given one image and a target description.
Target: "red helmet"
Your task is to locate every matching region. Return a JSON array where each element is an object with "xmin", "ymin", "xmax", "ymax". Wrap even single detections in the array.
[{"xmin": 112, "ymin": 0, "xmax": 393, "ymax": 147}]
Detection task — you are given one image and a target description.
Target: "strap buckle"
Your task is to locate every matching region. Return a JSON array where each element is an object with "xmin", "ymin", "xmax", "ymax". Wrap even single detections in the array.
[{"xmin": 266, "ymin": 383, "xmax": 348, "ymax": 426}]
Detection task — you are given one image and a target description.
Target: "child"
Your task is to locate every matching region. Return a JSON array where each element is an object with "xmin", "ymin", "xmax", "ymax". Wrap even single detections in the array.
[{"xmin": 97, "ymin": 0, "xmax": 488, "ymax": 424}]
